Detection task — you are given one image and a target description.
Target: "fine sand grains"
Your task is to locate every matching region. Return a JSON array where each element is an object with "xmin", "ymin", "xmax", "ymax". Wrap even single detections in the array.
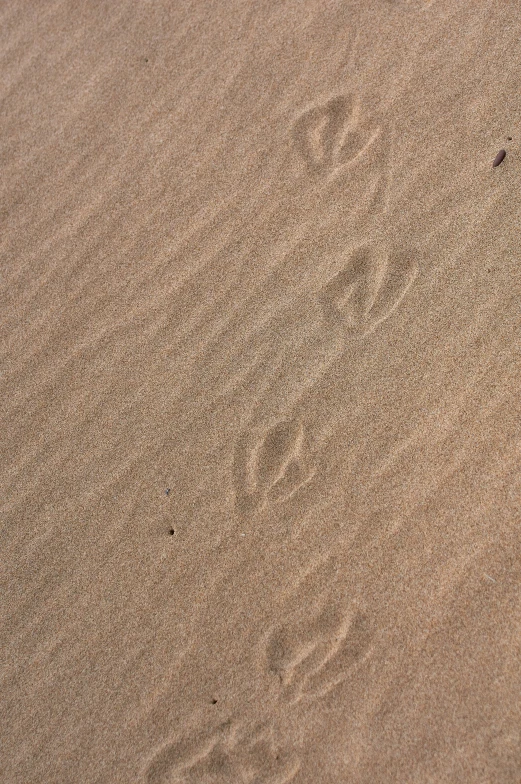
[{"xmin": 2, "ymin": 1, "xmax": 521, "ymax": 783}]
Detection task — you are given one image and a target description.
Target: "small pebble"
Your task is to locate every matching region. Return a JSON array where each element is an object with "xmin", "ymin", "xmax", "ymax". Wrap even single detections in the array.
[{"xmin": 493, "ymin": 149, "xmax": 506, "ymax": 168}]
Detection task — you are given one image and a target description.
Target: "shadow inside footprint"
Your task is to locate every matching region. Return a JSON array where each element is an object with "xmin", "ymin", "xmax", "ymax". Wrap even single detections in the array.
[
  {"xmin": 363, "ymin": 250, "xmax": 418, "ymax": 334},
  {"xmin": 317, "ymin": 246, "xmax": 374, "ymax": 329}
]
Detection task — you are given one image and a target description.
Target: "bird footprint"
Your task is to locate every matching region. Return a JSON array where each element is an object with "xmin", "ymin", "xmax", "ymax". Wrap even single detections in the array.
[
  {"xmin": 318, "ymin": 245, "xmax": 418, "ymax": 336},
  {"xmin": 233, "ymin": 418, "xmax": 316, "ymax": 517},
  {"xmin": 144, "ymin": 721, "xmax": 300, "ymax": 784},
  {"xmin": 292, "ymin": 94, "xmax": 380, "ymax": 175},
  {"xmin": 265, "ymin": 592, "xmax": 374, "ymax": 705}
]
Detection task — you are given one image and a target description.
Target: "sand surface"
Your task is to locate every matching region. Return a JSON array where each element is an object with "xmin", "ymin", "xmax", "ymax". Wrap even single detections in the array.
[{"xmin": 2, "ymin": 1, "xmax": 521, "ymax": 782}]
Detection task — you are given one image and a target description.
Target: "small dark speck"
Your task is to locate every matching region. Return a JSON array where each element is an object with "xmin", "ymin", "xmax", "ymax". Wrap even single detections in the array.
[
  {"xmin": 144, "ymin": 58, "xmax": 149, "ymax": 63},
  {"xmin": 211, "ymin": 698, "xmax": 217, "ymax": 704},
  {"xmin": 168, "ymin": 528, "xmax": 175, "ymax": 536},
  {"xmin": 507, "ymin": 136, "xmax": 512, "ymax": 141},
  {"xmin": 493, "ymin": 149, "xmax": 506, "ymax": 167},
  {"xmin": 165, "ymin": 488, "xmax": 171, "ymax": 496}
]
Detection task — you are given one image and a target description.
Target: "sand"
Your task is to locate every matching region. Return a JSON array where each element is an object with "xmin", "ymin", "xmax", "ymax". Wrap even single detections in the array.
[{"xmin": 2, "ymin": 0, "xmax": 521, "ymax": 782}]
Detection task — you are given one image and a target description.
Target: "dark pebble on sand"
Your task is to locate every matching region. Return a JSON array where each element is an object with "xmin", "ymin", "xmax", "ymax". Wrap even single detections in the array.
[{"xmin": 493, "ymin": 149, "xmax": 506, "ymax": 167}]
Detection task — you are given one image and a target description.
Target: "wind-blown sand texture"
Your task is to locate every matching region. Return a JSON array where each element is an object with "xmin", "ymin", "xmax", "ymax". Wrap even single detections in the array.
[{"xmin": 2, "ymin": 1, "xmax": 521, "ymax": 782}]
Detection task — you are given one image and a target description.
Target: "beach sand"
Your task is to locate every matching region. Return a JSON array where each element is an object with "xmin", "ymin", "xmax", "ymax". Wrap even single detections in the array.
[{"xmin": 2, "ymin": 1, "xmax": 521, "ymax": 781}]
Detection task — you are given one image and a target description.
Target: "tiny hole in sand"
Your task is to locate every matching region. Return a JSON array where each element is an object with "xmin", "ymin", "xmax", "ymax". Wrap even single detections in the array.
[
  {"xmin": 211, "ymin": 698, "xmax": 217, "ymax": 704},
  {"xmin": 168, "ymin": 528, "xmax": 175, "ymax": 536}
]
